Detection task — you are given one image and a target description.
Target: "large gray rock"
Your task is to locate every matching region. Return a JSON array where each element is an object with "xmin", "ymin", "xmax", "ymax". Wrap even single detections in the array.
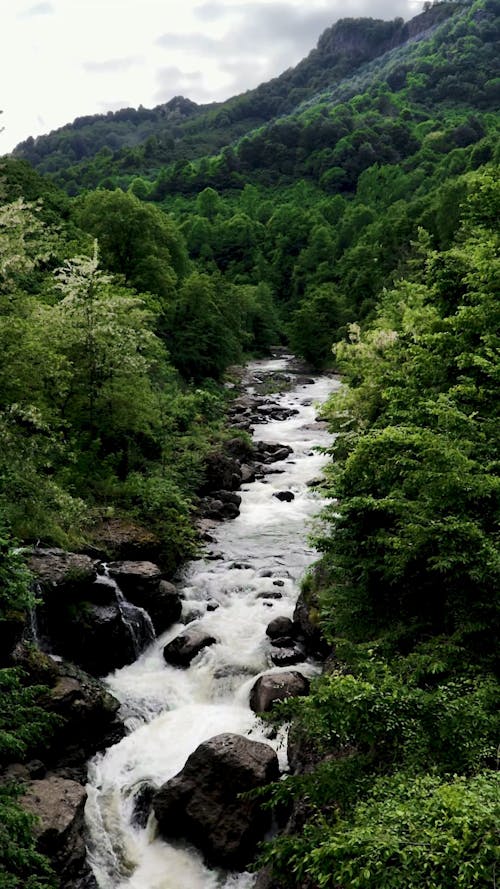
[
  {"xmin": 28, "ymin": 549, "xmax": 154, "ymax": 675},
  {"xmin": 28, "ymin": 548, "xmax": 98, "ymax": 603},
  {"xmin": 199, "ymin": 494, "xmax": 241, "ymax": 521},
  {"xmin": 21, "ymin": 776, "xmax": 95, "ymax": 887},
  {"xmin": 250, "ymin": 672, "xmax": 310, "ymax": 713},
  {"xmin": 163, "ymin": 628, "xmax": 217, "ymax": 667},
  {"xmin": 88, "ymin": 517, "xmax": 161, "ymax": 563},
  {"xmin": 41, "ymin": 601, "xmax": 143, "ymax": 676},
  {"xmin": 200, "ymin": 451, "xmax": 242, "ymax": 493},
  {"xmin": 153, "ymin": 733, "xmax": 279, "ymax": 868}
]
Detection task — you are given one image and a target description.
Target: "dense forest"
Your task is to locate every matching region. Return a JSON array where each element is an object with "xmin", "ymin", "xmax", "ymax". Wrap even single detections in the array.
[{"xmin": 1, "ymin": 0, "xmax": 499, "ymax": 885}]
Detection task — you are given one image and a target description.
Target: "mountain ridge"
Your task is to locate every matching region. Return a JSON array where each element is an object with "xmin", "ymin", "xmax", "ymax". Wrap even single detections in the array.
[{"xmin": 12, "ymin": 2, "xmax": 463, "ymax": 177}]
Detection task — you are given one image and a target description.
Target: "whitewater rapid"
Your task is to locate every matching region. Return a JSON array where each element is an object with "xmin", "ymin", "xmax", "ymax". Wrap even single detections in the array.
[{"xmin": 85, "ymin": 355, "xmax": 339, "ymax": 889}]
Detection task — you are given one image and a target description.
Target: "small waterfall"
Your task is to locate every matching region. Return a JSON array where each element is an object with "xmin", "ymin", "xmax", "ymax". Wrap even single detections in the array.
[
  {"xmin": 23, "ymin": 603, "xmax": 40, "ymax": 645},
  {"xmin": 97, "ymin": 568, "xmax": 156, "ymax": 658}
]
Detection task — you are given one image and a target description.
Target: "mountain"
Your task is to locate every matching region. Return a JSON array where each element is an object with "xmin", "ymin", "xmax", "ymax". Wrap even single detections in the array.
[{"xmin": 12, "ymin": 2, "xmax": 466, "ymax": 187}]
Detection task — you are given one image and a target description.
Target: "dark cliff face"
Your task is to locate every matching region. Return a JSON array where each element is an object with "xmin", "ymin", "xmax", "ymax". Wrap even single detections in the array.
[
  {"xmin": 315, "ymin": 17, "xmax": 406, "ymax": 61},
  {"xmin": 313, "ymin": 3, "xmax": 460, "ymax": 66},
  {"xmin": 406, "ymin": 2, "xmax": 464, "ymax": 38}
]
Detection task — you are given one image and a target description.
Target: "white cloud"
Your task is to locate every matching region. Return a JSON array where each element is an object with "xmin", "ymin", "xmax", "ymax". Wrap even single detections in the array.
[{"xmin": 19, "ymin": 1, "xmax": 54, "ymax": 17}]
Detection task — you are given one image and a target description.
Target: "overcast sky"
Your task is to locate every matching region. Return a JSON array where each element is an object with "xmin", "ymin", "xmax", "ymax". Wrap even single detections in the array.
[{"xmin": 1, "ymin": 0, "xmax": 423, "ymax": 154}]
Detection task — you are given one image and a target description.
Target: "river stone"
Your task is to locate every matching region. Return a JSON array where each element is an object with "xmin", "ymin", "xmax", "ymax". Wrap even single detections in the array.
[
  {"xmin": 131, "ymin": 783, "xmax": 156, "ymax": 829},
  {"xmin": 206, "ymin": 599, "xmax": 220, "ymax": 612},
  {"xmin": 153, "ymin": 733, "xmax": 279, "ymax": 869},
  {"xmin": 56, "ymin": 603, "xmax": 141, "ymax": 676},
  {"xmin": 211, "ymin": 490, "xmax": 242, "ymax": 507},
  {"xmin": 240, "ymin": 463, "xmax": 256, "ymax": 483},
  {"xmin": 21, "ymin": 776, "xmax": 90, "ymax": 883},
  {"xmin": 163, "ymin": 628, "xmax": 217, "ymax": 667},
  {"xmin": 199, "ymin": 497, "xmax": 240, "ymax": 521},
  {"xmin": 266, "ymin": 617, "xmax": 295, "ymax": 640},
  {"xmin": 273, "ymin": 491, "xmax": 295, "ymax": 502},
  {"xmin": 270, "ymin": 635, "xmax": 297, "ymax": 649},
  {"xmin": 200, "ymin": 451, "xmax": 242, "ymax": 493},
  {"xmin": 250, "ymin": 671, "xmax": 310, "ymax": 713}
]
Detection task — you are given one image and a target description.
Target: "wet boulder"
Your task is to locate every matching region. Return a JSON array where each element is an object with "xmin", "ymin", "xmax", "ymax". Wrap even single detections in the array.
[
  {"xmin": 255, "ymin": 442, "xmax": 293, "ymax": 464},
  {"xmin": 240, "ymin": 463, "xmax": 256, "ymax": 484},
  {"xmin": 153, "ymin": 733, "xmax": 279, "ymax": 869},
  {"xmin": 42, "ymin": 601, "xmax": 141, "ymax": 676},
  {"xmin": 27, "ymin": 549, "xmax": 154, "ymax": 675},
  {"xmin": 273, "ymin": 491, "xmax": 295, "ymax": 502},
  {"xmin": 163, "ymin": 628, "xmax": 217, "ymax": 667},
  {"xmin": 270, "ymin": 636, "xmax": 297, "ymax": 648},
  {"xmin": 199, "ymin": 451, "xmax": 242, "ymax": 494},
  {"xmin": 131, "ymin": 783, "xmax": 156, "ymax": 829},
  {"xmin": 250, "ymin": 671, "xmax": 310, "ymax": 713}
]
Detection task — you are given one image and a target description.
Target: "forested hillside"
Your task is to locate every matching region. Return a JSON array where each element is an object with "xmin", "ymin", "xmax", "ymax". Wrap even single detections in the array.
[
  {"xmin": 1, "ymin": 0, "xmax": 499, "ymax": 885},
  {"xmin": 13, "ymin": 2, "xmax": 461, "ymax": 181}
]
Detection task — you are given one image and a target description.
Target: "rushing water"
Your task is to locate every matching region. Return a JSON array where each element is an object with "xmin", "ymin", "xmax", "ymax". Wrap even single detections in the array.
[{"xmin": 85, "ymin": 355, "xmax": 339, "ymax": 889}]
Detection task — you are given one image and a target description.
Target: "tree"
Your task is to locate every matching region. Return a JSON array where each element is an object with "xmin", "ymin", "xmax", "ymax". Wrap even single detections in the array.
[
  {"xmin": 53, "ymin": 244, "xmax": 165, "ymax": 465},
  {"xmin": 74, "ymin": 188, "xmax": 188, "ymax": 302},
  {"xmin": 164, "ymin": 272, "xmax": 243, "ymax": 380}
]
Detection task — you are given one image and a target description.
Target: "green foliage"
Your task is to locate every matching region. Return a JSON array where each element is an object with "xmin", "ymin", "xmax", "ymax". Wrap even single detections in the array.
[
  {"xmin": 0, "ymin": 668, "xmax": 59, "ymax": 765},
  {"xmin": 318, "ymin": 175, "xmax": 500, "ymax": 651},
  {"xmin": 74, "ymin": 188, "xmax": 188, "ymax": 300},
  {"xmin": 165, "ymin": 272, "xmax": 244, "ymax": 380},
  {"xmin": 287, "ymin": 285, "xmax": 350, "ymax": 368},
  {"xmin": 0, "ymin": 532, "xmax": 34, "ymax": 623},
  {"xmin": 276, "ymin": 658, "xmax": 499, "ymax": 776},
  {"xmin": 0, "ymin": 784, "xmax": 56, "ymax": 889},
  {"xmin": 262, "ymin": 772, "xmax": 500, "ymax": 889},
  {"xmin": 121, "ymin": 472, "xmax": 198, "ymax": 573}
]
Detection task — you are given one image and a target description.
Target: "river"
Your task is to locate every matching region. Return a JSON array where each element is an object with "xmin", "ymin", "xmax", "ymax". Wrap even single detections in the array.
[{"xmin": 85, "ymin": 354, "xmax": 339, "ymax": 889}]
